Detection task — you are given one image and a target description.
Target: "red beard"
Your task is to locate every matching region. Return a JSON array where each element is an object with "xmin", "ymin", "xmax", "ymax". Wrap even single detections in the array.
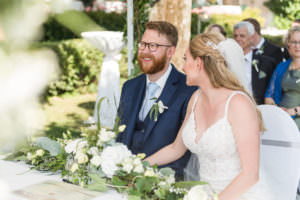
[{"xmin": 137, "ymin": 52, "xmax": 168, "ymax": 74}]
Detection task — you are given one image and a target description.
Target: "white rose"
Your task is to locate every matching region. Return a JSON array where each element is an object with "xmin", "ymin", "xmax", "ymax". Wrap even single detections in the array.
[
  {"xmin": 90, "ymin": 155, "xmax": 102, "ymax": 167},
  {"xmin": 65, "ymin": 139, "xmax": 82, "ymax": 154},
  {"xmin": 70, "ymin": 163, "xmax": 79, "ymax": 173},
  {"xmin": 133, "ymin": 163, "xmax": 144, "ymax": 173},
  {"xmin": 36, "ymin": 149, "xmax": 45, "ymax": 157},
  {"xmin": 118, "ymin": 124, "xmax": 126, "ymax": 132},
  {"xmin": 87, "ymin": 147, "xmax": 99, "ymax": 156},
  {"xmin": 75, "ymin": 152, "xmax": 89, "ymax": 164},
  {"xmin": 100, "ymin": 144, "xmax": 132, "ymax": 178},
  {"xmin": 166, "ymin": 176, "xmax": 175, "ymax": 185},
  {"xmin": 144, "ymin": 168, "xmax": 156, "ymax": 177},
  {"xmin": 133, "ymin": 157, "xmax": 142, "ymax": 166},
  {"xmin": 122, "ymin": 157, "xmax": 133, "ymax": 173},
  {"xmin": 77, "ymin": 140, "xmax": 88, "ymax": 151},
  {"xmin": 157, "ymin": 100, "xmax": 168, "ymax": 113},
  {"xmin": 184, "ymin": 185, "xmax": 209, "ymax": 200},
  {"xmin": 98, "ymin": 128, "xmax": 115, "ymax": 143}
]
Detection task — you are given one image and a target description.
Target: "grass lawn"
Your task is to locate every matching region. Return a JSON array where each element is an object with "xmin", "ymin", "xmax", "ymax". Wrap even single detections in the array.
[
  {"xmin": 42, "ymin": 92, "xmax": 97, "ymax": 139},
  {"xmin": 41, "ymin": 78, "xmax": 127, "ymax": 139}
]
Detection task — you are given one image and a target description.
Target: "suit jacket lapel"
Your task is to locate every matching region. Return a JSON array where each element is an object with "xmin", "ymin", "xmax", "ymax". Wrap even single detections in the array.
[
  {"xmin": 251, "ymin": 54, "xmax": 260, "ymax": 93},
  {"xmin": 124, "ymin": 75, "xmax": 146, "ymax": 146},
  {"xmin": 143, "ymin": 66, "xmax": 180, "ymax": 142}
]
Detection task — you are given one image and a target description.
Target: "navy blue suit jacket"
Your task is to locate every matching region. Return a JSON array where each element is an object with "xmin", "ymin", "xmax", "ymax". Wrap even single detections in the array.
[{"xmin": 117, "ymin": 65, "xmax": 196, "ymax": 176}]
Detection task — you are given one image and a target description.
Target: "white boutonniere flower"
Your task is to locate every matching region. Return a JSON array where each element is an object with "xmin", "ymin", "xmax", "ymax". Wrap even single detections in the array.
[
  {"xmin": 296, "ymin": 78, "xmax": 300, "ymax": 84},
  {"xmin": 255, "ymin": 46, "xmax": 264, "ymax": 55},
  {"xmin": 252, "ymin": 59, "xmax": 259, "ymax": 72},
  {"xmin": 258, "ymin": 70, "xmax": 267, "ymax": 79},
  {"xmin": 149, "ymin": 99, "xmax": 168, "ymax": 121}
]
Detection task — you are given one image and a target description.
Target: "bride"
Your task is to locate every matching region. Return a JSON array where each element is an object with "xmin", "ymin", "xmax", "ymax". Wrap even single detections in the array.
[{"xmin": 145, "ymin": 33, "xmax": 273, "ymax": 199}]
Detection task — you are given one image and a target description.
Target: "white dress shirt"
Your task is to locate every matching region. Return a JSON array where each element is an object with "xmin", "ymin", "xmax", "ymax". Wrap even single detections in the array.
[
  {"xmin": 138, "ymin": 64, "xmax": 172, "ymax": 120},
  {"xmin": 244, "ymin": 51, "xmax": 253, "ymax": 95},
  {"xmin": 255, "ymin": 37, "xmax": 265, "ymax": 50}
]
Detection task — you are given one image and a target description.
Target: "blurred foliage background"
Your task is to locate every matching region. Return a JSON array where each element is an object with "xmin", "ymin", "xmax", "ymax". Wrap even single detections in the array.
[{"xmin": 264, "ymin": 0, "xmax": 300, "ymax": 29}]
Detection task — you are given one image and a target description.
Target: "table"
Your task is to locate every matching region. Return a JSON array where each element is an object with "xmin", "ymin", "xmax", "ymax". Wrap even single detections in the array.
[{"xmin": 0, "ymin": 159, "xmax": 126, "ymax": 200}]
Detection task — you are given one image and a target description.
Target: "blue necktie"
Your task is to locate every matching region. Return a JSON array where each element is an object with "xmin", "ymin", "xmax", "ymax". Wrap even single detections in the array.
[{"xmin": 141, "ymin": 82, "xmax": 159, "ymax": 120}]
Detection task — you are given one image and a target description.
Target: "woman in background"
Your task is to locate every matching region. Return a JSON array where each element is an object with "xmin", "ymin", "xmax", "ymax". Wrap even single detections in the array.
[{"xmin": 265, "ymin": 26, "xmax": 300, "ymax": 130}]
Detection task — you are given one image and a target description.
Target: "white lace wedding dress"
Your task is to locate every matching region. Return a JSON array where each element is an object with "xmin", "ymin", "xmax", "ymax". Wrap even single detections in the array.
[{"xmin": 182, "ymin": 90, "xmax": 275, "ymax": 200}]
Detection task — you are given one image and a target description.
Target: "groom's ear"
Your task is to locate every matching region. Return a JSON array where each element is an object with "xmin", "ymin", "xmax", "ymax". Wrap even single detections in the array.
[{"xmin": 167, "ymin": 46, "xmax": 176, "ymax": 58}]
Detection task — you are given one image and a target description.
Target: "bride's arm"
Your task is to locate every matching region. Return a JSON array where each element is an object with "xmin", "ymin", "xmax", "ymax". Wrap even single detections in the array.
[
  {"xmin": 218, "ymin": 94, "xmax": 260, "ymax": 200},
  {"xmin": 145, "ymin": 91, "xmax": 198, "ymax": 166}
]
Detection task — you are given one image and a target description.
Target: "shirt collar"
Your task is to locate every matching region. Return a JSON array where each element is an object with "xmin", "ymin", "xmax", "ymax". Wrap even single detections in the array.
[
  {"xmin": 244, "ymin": 50, "xmax": 253, "ymax": 63},
  {"xmin": 146, "ymin": 64, "xmax": 172, "ymax": 89},
  {"xmin": 256, "ymin": 37, "xmax": 265, "ymax": 49}
]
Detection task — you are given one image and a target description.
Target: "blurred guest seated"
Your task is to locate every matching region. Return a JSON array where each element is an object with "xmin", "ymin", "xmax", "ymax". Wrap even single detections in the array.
[{"xmin": 265, "ymin": 26, "xmax": 300, "ymax": 130}]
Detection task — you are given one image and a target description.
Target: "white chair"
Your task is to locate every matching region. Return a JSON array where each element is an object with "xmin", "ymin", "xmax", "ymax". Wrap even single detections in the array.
[{"xmin": 258, "ymin": 105, "xmax": 300, "ymax": 200}]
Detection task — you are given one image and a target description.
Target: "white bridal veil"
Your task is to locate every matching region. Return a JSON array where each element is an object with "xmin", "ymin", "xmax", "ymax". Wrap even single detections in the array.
[{"xmin": 217, "ymin": 38, "xmax": 250, "ymax": 92}]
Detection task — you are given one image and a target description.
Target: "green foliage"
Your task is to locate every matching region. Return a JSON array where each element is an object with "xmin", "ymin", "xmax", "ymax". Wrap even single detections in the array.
[
  {"xmin": 209, "ymin": 7, "xmax": 264, "ymax": 37},
  {"xmin": 87, "ymin": 10, "xmax": 126, "ymax": 32},
  {"xmin": 80, "ymin": 0, "xmax": 94, "ymax": 7},
  {"xmin": 32, "ymin": 39, "xmax": 127, "ymax": 98},
  {"xmin": 36, "ymin": 137, "xmax": 63, "ymax": 156},
  {"xmin": 263, "ymin": 34, "xmax": 285, "ymax": 47},
  {"xmin": 42, "ymin": 11, "xmax": 125, "ymax": 41},
  {"xmin": 37, "ymin": 39, "xmax": 103, "ymax": 97},
  {"xmin": 55, "ymin": 10, "xmax": 104, "ymax": 36},
  {"xmin": 264, "ymin": 0, "xmax": 300, "ymax": 29},
  {"xmin": 87, "ymin": 174, "xmax": 108, "ymax": 192},
  {"xmin": 43, "ymin": 16, "xmax": 78, "ymax": 41},
  {"xmin": 191, "ymin": 13, "xmax": 210, "ymax": 37}
]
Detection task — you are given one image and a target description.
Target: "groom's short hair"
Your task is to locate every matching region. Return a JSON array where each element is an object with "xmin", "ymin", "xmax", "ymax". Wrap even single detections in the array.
[{"xmin": 145, "ymin": 21, "xmax": 178, "ymax": 47}]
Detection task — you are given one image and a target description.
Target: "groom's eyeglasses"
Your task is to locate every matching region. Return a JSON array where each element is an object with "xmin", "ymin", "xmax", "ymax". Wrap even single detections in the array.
[{"xmin": 138, "ymin": 41, "xmax": 172, "ymax": 52}]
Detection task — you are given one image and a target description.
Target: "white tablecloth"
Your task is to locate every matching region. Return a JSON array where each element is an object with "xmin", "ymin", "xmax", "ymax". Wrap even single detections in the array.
[{"xmin": 0, "ymin": 159, "xmax": 126, "ymax": 200}]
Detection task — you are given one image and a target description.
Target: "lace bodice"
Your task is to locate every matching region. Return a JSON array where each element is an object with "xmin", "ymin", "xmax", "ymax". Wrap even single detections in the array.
[
  {"xmin": 182, "ymin": 90, "xmax": 242, "ymax": 186},
  {"xmin": 182, "ymin": 90, "xmax": 273, "ymax": 199}
]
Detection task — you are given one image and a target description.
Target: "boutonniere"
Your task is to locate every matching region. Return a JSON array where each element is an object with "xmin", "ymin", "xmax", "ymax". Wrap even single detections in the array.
[
  {"xmin": 255, "ymin": 46, "xmax": 264, "ymax": 55},
  {"xmin": 258, "ymin": 70, "xmax": 267, "ymax": 79},
  {"xmin": 149, "ymin": 99, "xmax": 168, "ymax": 122},
  {"xmin": 296, "ymin": 78, "xmax": 300, "ymax": 84},
  {"xmin": 252, "ymin": 59, "xmax": 259, "ymax": 72}
]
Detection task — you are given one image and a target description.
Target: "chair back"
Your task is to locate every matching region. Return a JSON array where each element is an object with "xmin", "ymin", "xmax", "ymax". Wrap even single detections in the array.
[{"xmin": 258, "ymin": 105, "xmax": 300, "ymax": 200}]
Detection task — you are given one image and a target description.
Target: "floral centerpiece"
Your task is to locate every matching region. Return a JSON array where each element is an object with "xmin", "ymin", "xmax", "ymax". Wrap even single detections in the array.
[{"xmin": 6, "ymin": 102, "xmax": 215, "ymax": 200}]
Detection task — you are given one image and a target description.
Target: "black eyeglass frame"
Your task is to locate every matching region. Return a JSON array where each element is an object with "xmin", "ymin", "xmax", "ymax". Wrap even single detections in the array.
[{"xmin": 138, "ymin": 41, "xmax": 172, "ymax": 52}]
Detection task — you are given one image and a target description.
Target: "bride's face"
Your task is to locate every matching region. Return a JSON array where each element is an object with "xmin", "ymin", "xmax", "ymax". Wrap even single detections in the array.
[{"xmin": 182, "ymin": 49, "xmax": 200, "ymax": 86}]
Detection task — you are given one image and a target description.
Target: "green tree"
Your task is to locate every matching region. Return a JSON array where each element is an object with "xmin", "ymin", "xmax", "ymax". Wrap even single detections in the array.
[{"xmin": 264, "ymin": 0, "xmax": 300, "ymax": 29}]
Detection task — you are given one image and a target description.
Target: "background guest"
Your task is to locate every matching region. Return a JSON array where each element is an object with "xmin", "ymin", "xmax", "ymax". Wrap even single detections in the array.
[
  {"xmin": 233, "ymin": 21, "xmax": 277, "ymax": 104},
  {"xmin": 243, "ymin": 18, "xmax": 289, "ymax": 65},
  {"xmin": 204, "ymin": 24, "xmax": 227, "ymax": 39},
  {"xmin": 265, "ymin": 26, "xmax": 300, "ymax": 130}
]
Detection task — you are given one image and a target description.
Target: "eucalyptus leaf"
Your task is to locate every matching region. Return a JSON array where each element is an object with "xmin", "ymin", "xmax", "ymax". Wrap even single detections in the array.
[
  {"xmin": 87, "ymin": 173, "xmax": 108, "ymax": 192},
  {"xmin": 128, "ymin": 195, "xmax": 141, "ymax": 200},
  {"xmin": 112, "ymin": 176, "xmax": 128, "ymax": 186},
  {"xmin": 36, "ymin": 137, "xmax": 62, "ymax": 156},
  {"xmin": 159, "ymin": 167, "xmax": 175, "ymax": 177},
  {"xmin": 174, "ymin": 181, "xmax": 207, "ymax": 189}
]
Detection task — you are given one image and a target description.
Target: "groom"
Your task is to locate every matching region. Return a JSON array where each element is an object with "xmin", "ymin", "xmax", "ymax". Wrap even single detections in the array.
[{"xmin": 117, "ymin": 21, "xmax": 196, "ymax": 179}]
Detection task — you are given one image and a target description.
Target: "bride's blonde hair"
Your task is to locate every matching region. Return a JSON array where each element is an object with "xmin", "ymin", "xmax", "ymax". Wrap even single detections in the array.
[{"xmin": 189, "ymin": 33, "xmax": 264, "ymax": 131}]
